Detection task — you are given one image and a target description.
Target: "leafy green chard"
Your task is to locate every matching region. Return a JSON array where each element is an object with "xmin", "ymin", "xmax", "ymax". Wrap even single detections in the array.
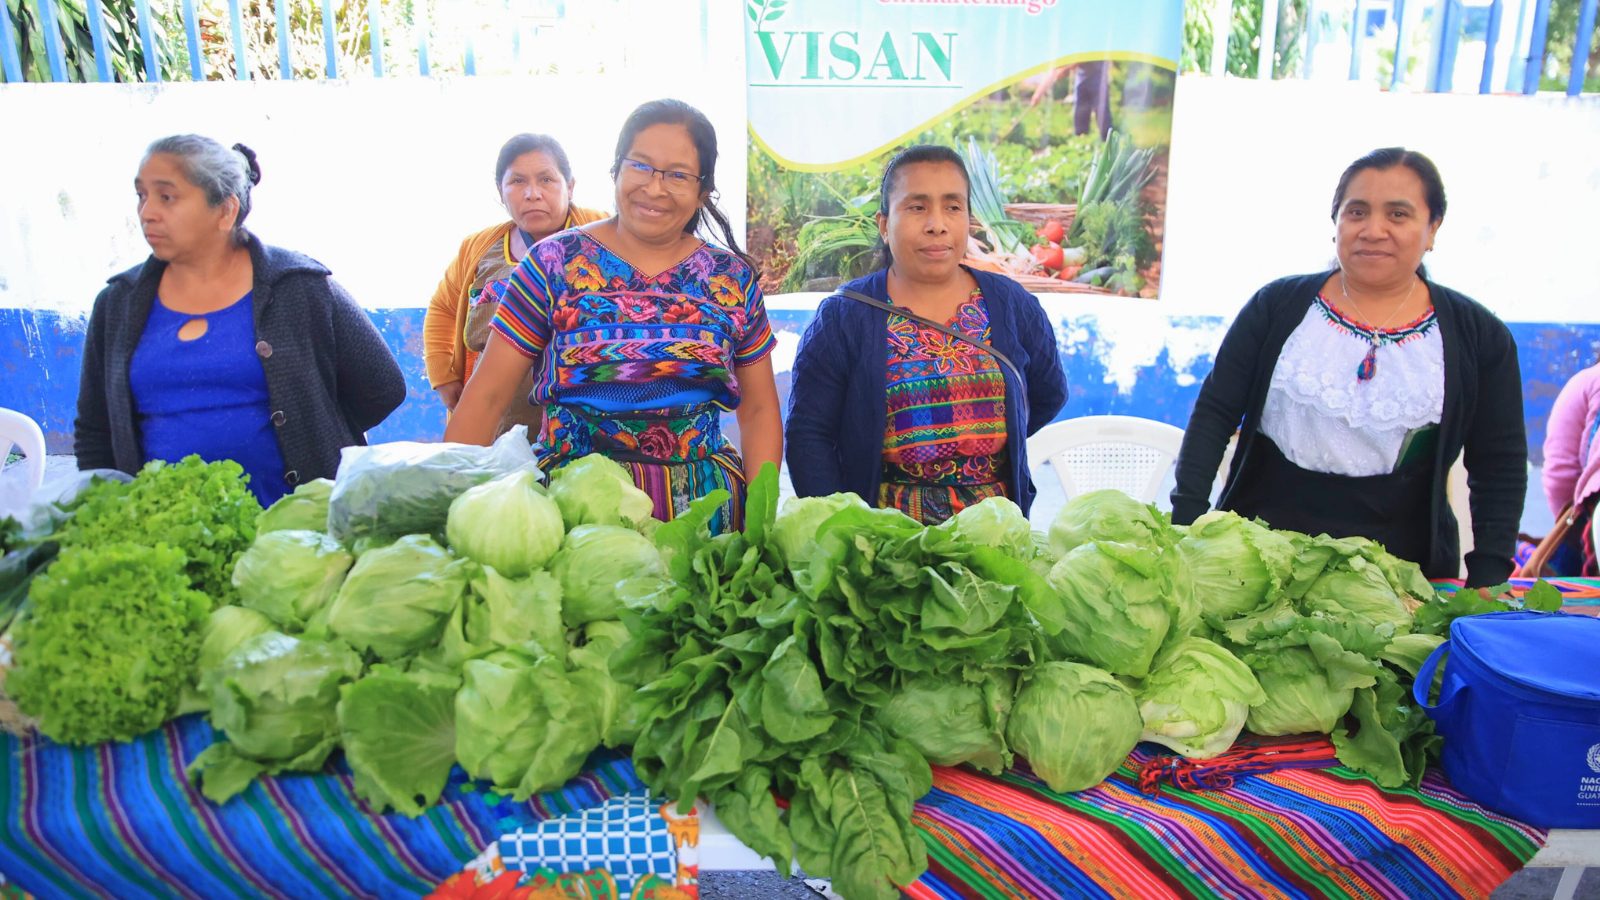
[{"xmin": 627, "ymin": 466, "xmax": 1047, "ymax": 898}]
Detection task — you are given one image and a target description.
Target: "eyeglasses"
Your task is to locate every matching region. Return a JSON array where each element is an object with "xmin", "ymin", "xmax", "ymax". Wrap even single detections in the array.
[{"xmin": 619, "ymin": 158, "xmax": 704, "ymax": 194}]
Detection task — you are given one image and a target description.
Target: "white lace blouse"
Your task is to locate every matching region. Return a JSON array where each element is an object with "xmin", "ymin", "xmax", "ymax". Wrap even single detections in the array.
[{"xmin": 1258, "ymin": 295, "xmax": 1444, "ymax": 477}]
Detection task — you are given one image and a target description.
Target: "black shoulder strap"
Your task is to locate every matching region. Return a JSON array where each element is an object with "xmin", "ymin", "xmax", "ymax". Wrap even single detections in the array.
[{"xmin": 837, "ymin": 289, "xmax": 1024, "ymax": 385}]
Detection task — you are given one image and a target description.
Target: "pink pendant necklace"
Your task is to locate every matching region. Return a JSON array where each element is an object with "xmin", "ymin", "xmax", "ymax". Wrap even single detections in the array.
[{"xmin": 1340, "ymin": 271, "xmax": 1417, "ymax": 383}]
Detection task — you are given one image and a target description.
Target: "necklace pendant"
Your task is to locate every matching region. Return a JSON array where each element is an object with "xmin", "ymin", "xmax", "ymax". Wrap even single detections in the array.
[{"xmin": 1356, "ymin": 342, "xmax": 1379, "ymax": 382}]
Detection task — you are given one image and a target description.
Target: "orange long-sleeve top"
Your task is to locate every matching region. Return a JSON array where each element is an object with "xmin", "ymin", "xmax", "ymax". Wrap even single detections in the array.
[{"xmin": 423, "ymin": 207, "xmax": 607, "ymax": 389}]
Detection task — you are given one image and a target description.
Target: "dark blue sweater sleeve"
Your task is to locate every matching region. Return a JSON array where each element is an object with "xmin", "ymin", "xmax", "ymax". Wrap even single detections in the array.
[
  {"xmin": 1015, "ymin": 288, "xmax": 1067, "ymax": 433},
  {"xmin": 784, "ymin": 297, "xmax": 849, "ymax": 497}
]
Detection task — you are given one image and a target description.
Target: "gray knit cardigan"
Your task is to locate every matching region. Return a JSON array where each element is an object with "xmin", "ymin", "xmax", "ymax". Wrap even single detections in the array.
[{"xmin": 74, "ymin": 233, "xmax": 407, "ymax": 487}]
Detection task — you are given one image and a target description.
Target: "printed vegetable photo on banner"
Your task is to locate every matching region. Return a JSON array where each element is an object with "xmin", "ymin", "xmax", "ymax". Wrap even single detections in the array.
[{"xmin": 744, "ymin": 0, "xmax": 1182, "ymax": 298}]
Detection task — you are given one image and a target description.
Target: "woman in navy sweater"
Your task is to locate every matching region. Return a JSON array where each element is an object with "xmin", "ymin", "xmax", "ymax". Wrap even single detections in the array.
[{"xmin": 785, "ymin": 145, "xmax": 1068, "ymax": 523}]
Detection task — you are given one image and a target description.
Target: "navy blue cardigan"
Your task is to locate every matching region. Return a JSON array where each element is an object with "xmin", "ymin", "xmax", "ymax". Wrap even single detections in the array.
[{"xmin": 785, "ymin": 267, "xmax": 1068, "ymax": 515}]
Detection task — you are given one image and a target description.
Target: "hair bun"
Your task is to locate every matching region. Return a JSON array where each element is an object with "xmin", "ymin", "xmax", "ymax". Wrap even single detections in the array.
[{"xmin": 232, "ymin": 143, "xmax": 262, "ymax": 186}]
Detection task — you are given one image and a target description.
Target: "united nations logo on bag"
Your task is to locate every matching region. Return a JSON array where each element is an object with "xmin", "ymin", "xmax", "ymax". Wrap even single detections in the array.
[{"xmin": 1588, "ymin": 743, "xmax": 1600, "ymax": 774}]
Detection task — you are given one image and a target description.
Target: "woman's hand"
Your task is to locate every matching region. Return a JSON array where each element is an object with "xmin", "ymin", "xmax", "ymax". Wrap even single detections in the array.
[
  {"xmin": 443, "ymin": 337, "xmax": 534, "ymax": 445},
  {"xmin": 435, "ymin": 380, "xmax": 464, "ymax": 411},
  {"xmin": 734, "ymin": 354, "xmax": 783, "ymax": 481}
]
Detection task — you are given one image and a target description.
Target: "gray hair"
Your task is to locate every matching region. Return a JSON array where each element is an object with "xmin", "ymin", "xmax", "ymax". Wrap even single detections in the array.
[{"xmin": 144, "ymin": 134, "xmax": 262, "ymax": 244}]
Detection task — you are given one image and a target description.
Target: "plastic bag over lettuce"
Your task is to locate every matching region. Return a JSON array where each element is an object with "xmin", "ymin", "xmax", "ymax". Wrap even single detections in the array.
[{"xmin": 326, "ymin": 426, "xmax": 538, "ymax": 544}]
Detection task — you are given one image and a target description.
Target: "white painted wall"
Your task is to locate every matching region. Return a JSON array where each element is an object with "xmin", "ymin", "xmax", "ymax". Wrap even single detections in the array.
[{"xmin": 1, "ymin": 72, "xmax": 1596, "ymax": 325}]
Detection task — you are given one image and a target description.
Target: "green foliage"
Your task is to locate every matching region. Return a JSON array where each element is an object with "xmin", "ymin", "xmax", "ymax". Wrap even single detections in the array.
[
  {"xmin": 1179, "ymin": 0, "xmax": 1312, "ymax": 79},
  {"xmin": 58, "ymin": 456, "xmax": 260, "ymax": 608},
  {"xmin": 8, "ymin": 542, "xmax": 209, "ymax": 744}
]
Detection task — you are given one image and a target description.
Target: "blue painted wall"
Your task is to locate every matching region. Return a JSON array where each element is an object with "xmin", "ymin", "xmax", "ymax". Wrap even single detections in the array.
[{"xmin": 5, "ymin": 307, "xmax": 1598, "ymax": 466}]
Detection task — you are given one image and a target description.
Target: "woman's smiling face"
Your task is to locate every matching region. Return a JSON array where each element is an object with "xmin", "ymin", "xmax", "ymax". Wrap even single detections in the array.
[{"xmin": 613, "ymin": 123, "xmax": 705, "ymax": 246}]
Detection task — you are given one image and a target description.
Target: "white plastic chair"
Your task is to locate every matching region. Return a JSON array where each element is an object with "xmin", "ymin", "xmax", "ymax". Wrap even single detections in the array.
[
  {"xmin": 1026, "ymin": 415, "xmax": 1186, "ymax": 505},
  {"xmin": 0, "ymin": 408, "xmax": 47, "ymax": 517}
]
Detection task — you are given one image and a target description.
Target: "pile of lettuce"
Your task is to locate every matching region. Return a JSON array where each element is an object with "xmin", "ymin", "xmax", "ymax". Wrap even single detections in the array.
[
  {"xmin": 617, "ymin": 474, "xmax": 1108, "ymax": 900},
  {"xmin": 4, "ymin": 457, "xmax": 260, "ymax": 743},
  {"xmin": 1044, "ymin": 492, "xmax": 1560, "ymax": 787},
  {"xmin": 189, "ymin": 448, "xmax": 664, "ymax": 817},
  {"xmin": 615, "ymin": 483, "xmax": 1554, "ymax": 898}
]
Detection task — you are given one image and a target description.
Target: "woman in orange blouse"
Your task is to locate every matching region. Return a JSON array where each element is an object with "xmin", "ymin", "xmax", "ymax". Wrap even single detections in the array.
[{"xmin": 423, "ymin": 134, "xmax": 605, "ymax": 431}]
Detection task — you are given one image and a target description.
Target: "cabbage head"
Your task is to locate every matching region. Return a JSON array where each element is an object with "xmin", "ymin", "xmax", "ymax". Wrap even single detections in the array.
[
  {"xmin": 455, "ymin": 649, "xmax": 601, "ymax": 798},
  {"xmin": 878, "ymin": 672, "xmax": 1013, "ymax": 774},
  {"xmin": 1297, "ymin": 556, "xmax": 1412, "ymax": 633},
  {"xmin": 232, "ymin": 530, "xmax": 354, "ymax": 631},
  {"xmin": 1137, "ymin": 637, "xmax": 1265, "ymax": 758},
  {"xmin": 1006, "ymin": 661, "xmax": 1142, "ymax": 792},
  {"xmin": 445, "ymin": 469, "xmax": 565, "ymax": 577},
  {"xmin": 1048, "ymin": 489, "xmax": 1175, "ymax": 557},
  {"xmin": 1177, "ymin": 511, "xmax": 1297, "ymax": 622},
  {"xmin": 551, "ymin": 525, "xmax": 665, "ymax": 627},
  {"xmin": 180, "ymin": 605, "xmax": 277, "ymax": 713},
  {"xmin": 547, "ymin": 454, "xmax": 656, "ymax": 530},
  {"xmin": 325, "ymin": 535, "xmax": 472, "ymax": 660},
  {"xmin": 189, "ymin": 632, "xmax": 364, "ymax": 803},
  {"xmin": 934, "ymin": 497, "xmax": 1034, "ymax": 558},
  {"xmin": 256, "ymin": 478, "xmax": 334, "ymax": 533},
  {"xmin": 771, "ymin": 493, "xmax": 869, "ymax": 568},
  {"xmin": 1243, "ymin": 647, "xmax": 1362, "ymax": 735},
  {"xmin": 1044, "ymin": 541, "xmax": 1175, "ymax": 678}
]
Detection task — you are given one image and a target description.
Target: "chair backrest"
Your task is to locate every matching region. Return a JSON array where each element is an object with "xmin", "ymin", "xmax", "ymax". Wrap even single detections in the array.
[
  {"xmin": 1446, "ymin": 455, "xmax": 1471, "ymax": 579},
  {"xmin": 0, "ymin": 408, "xmax": 47, "ymax": 516},
  {"xmin": 1026, "ymin": 415, "xmax": 1186, "ymax": 504}
]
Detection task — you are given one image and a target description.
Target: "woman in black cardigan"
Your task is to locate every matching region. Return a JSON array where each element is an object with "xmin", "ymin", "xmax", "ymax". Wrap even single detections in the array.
[{"xmin": 1170, "ymin": 148, "xmax": 1525, "ymax": 586}]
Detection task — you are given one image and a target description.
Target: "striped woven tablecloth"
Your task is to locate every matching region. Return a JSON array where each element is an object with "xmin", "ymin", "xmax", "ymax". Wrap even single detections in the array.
[
  {"xmin": 0, "ymin": 714, "xmax": 642, "ymax": 899},
  {"xmin": 908, "ymin": 742, "xmax": 1544, "ymax": 900}
]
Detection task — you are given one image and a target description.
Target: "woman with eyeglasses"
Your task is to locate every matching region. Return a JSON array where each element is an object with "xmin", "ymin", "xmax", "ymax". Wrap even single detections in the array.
[
  {"xmin": 423, "ymin": 134, "xmax": 606, "ymax": 432},
  {"xmin": 444, "ymin": 99, "xmax": 781, "ymax": 533}
]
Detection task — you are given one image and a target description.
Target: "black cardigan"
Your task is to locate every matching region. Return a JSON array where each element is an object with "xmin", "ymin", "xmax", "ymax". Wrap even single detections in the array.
[
  {"xmin": 1170, "ymin": 271, "xmax": 1526, "ymax": 587},
  {"xmin": 74, "ymin": 234, "xmax": 407, "ymax": 487}
]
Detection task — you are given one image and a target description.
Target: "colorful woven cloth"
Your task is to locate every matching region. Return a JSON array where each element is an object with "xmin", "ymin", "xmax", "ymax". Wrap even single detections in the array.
[
  {"xmin": 1431, "ymin": 576, "xmax": 1600, "ymax": 614},
  {"xmin": 0, "ymin": 714, "xmax": 642, "ymax": 899},
  {"xmin": 908, "ymin": 746, "xmax": 1545, "ymax": 900},
  {"xmin": 498, "ymin": 790, "xmax": 677, "ymax": 898}
]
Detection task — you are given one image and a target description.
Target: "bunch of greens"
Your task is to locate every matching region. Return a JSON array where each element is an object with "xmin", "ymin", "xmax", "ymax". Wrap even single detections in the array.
[
  {"xmin": 56, "ymin": 456, "xmax": 261, "ymax": 607},
  {"xmin": 6, "ymin": 542, "xmax": 209, "ymax": 744},
  {"xmin": 619, "ymin": 467, "xmax": 1065, "ymax": 900}
]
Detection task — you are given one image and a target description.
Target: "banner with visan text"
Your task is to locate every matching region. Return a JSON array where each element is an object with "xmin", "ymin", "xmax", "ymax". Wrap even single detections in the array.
[{"xmin": 744, "ymin": 0, "xmax": 1182, "ymax": 299}]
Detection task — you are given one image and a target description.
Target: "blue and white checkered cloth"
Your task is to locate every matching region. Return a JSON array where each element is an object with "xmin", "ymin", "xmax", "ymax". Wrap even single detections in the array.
[{"xmin": 497, "ymin": 789, "xmax": 676, "ymax": 897}]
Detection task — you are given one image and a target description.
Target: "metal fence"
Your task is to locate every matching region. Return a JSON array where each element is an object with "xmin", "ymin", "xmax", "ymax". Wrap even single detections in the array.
[{"xmin": 2, "ymin": 0, "xmax": 1596, "ymax": 95}]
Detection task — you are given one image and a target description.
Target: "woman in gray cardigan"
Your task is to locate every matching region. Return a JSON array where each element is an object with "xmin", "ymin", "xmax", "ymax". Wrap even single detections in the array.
[{"xmin": 75, "ymin": 135, "xmax": 405, "ymax": 504}]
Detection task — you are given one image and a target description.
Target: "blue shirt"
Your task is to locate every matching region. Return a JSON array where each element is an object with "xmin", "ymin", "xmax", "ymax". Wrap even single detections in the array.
[{"xmin": 129, "ymin": 292, "xmax": 291, "ymax": 505}]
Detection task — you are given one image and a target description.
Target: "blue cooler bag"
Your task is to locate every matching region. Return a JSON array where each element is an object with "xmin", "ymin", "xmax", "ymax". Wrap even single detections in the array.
[{"xmin": 1414, "ymin": 610, "xmax": 1600, "ymax": 828}]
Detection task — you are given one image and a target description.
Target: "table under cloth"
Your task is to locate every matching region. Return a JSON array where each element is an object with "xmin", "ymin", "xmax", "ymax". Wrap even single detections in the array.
[
  {"xmin": 2, "ymin": 577, "xmax": 1593, "ymax": 899},
  {"xmin": 0, "ymin": 714, "xmax": 644, "ymax": 899}
]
